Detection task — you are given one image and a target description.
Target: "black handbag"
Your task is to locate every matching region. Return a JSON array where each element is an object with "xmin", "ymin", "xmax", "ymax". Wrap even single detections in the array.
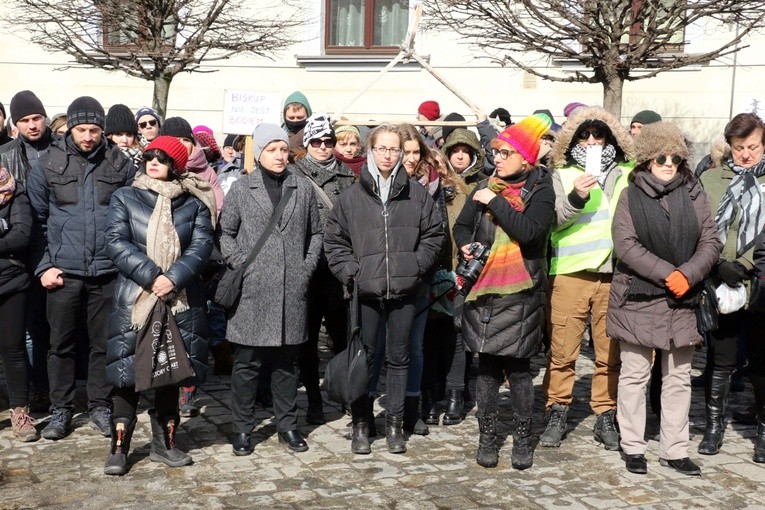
[
  {"xmin": 749, "ymin": 276, "xmax": 765, "ymax": 313},
  {"xmin": 322, "ymin": 285, "xmax": 369, "ymax": 406},
  {"xmin": 134, "ymin": 301, "xmax": 196, "ymax": 392},
  {"xmin": 696, "ymin": 279, "xmax": 719, "ymax": 335},
  {"xmin": 211, "ymin": 186, "xmax": 293, "ymax": 318}
]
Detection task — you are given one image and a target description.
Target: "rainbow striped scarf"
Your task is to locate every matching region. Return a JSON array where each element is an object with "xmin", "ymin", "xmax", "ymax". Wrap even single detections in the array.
[{"xmin": 466, "ymin": 178, "xmax": 533, "ymax": 301}]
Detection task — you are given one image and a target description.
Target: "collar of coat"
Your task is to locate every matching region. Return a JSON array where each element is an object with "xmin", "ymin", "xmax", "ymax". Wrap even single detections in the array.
[{"xmin": 359, "ymin": 162, "xmax": 409, "ymax": 202}]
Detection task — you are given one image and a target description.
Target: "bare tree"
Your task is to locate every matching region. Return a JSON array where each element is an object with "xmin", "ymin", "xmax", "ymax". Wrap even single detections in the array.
[
  {"xmin": 428, "ymin": 0, "xmax": 765, "ymax": 118},
  {"xmin": 7, "ymin": 0, "xmax": 305, "ymax": 119}
]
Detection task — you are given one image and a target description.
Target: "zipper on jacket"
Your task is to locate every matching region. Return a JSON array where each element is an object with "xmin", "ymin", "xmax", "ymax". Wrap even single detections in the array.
[{"xmin": 383, "ymin": 204, "xmax": 391, "ymax": 300}]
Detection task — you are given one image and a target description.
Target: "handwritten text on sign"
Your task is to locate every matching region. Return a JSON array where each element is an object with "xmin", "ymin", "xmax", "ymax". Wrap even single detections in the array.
[{"xmin": 223, "ymin": 90, "xmax": 282, "ymax": 135}]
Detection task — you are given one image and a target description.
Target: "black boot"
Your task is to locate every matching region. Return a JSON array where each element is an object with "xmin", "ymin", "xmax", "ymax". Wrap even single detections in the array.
[
  {"xmin": 403, "ymin": 396, "xmax": 429, "ymax": 435},
  {"xmin": 385, "ymin": 414, "xmax": 407, "ymax": 454},
  {"xmin": 350, "ymin": 394, "xmax": 371, "ymax": 454},
  {"xmin": 443, "ymin": 389, "xmax": 465, "ymax": 425},
  {"xmin": 698, "ymin": 370, "xmax": 731, "ymax": 455},
  {"xmin": 104, "ymin": 417, "xmax": 136, "ymax": 476},
  {"xmin": 476, "ymin": 411, "xmax": 498, "ymax": 468},
  {"xmin": 149, "ymin": 411, "xmax": 192, "ymax": 467},
  {"xmin": 511, "ymin": 414, "xmax": 533, "ymax": 470},
  {"xmin": 351, "ymin": 421, "xmax": 371, "ymax": 455},
  {"xmin": 422, "ymin": 390, "xmax": 440, "ymax": 425}
]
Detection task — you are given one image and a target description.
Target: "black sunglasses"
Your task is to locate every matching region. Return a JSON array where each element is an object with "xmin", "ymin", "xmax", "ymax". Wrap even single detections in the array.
[
  {"xmin": 654, "ymin": 154, "xmax": 683, "ymax": 166},
  {"xmin": 142, "ymin": 149, "xmax": 172, "ymax": 165},
  {"xmin": 577, "ymin": 128, "xmax": 606, "ymax": 141},
  {"xmin": 309, "ymin": 138, "xmax": 335, "ymax": 148},
  {"xmin": 138, "ymin": 119, "xmax": 158, "ymax": 129}
]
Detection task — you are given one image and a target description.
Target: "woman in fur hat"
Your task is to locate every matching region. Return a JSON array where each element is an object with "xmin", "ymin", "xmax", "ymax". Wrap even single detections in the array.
[{"xmin": 608, "ymin": 122, "xmax": 720, "ymax": 476}]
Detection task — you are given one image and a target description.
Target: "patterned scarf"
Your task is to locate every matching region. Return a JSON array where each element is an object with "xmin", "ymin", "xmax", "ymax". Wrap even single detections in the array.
[
  {"xmin": 715, "ymin": 156, "xmax": 765, "ymax": 258},
  {"xmin": 570, "ymin": 143, "xmax": 617, "ymax": 186},
  {"xmin": 130, "ymin": 172, "xmax": 217, "ymax": 329},
  {"xmin": 466, "ymin": 177, "xmax": 533, "ymax": 301},
  {"xmin": 0, "ymin": 166, "xmax": 16, "ymax": 207}
]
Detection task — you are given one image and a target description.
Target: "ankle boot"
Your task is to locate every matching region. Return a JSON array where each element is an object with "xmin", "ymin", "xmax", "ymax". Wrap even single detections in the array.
[
  {"xmin": 511, "ymin": 414, "xmax": 533, "ymax": 470},
  {"xmin": 443, "ymin": 389, "xmax": 465, "ymax": 425},
  {"xmin": 403, "ymin": 396, "xmax": 429, "ymax": 435},
  {"xmin": 104, "ymin": 417, "xmax": 136, "ymax": 476},
  {"xmin": 476, "ymin": 411, "xmax": 499, "ymax": 468},
  {"xmin": 698, "ymin": 370, "xmax": 731, "ymax": 455},
  {"xmin": 422, "ymin": 390, "xmax": 441, "ymax": 425},
  {"xmin": 149, "ymin": 411, "xmax": 192, "ymax": 467},
  {"xmin": 351, "ymin": 420, "xmax": 371, "ymax": 454},
  {"xmin": 385, "ymin": 414, "xmax": 407, "ymax": 454}
]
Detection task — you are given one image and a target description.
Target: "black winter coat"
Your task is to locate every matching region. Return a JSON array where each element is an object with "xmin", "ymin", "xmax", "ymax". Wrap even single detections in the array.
[
  {"xmin": 324, "ymin": 164, "xmax": 445, "ymax": 300},
  {"xmin": 453, "ymin": 167, "xmax": 555, "ymax": 358},
  {"xmin": 104, "ymin": 186, "xmax": 214, "ymax": 389},
  {"xmin": 27, "ymin": 135, "xmax": 136, "ymax": 277},
  {"xmin": 0, "ymin": 185, "xmax": 32, "ymax": 297},
  {"xmin": 0, "ymin": 130, "xmax": 52, "ymax": 185}
]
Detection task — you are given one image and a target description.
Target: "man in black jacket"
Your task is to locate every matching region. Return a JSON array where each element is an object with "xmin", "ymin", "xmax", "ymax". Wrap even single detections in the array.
[{"xmin": 27, "ymin": 96, "xmax": 136, "ymax": 440}]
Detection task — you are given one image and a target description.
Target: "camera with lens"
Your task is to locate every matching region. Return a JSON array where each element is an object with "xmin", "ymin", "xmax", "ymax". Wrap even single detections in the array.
[{"xmin": 455, "ymin": 242, "xmax": 490, "ymax": 295}]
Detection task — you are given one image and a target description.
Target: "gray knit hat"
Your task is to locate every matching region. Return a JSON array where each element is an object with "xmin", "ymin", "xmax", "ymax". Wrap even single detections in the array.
[
  {"xmin": 67, "ymin": 96, "xmax": 105, "ymax": 129},
  {"xmin": 634, "ymin": 121, "xmax": 690, "ymax": 165},
  {"xmin": 252, "ymin": 123, "xmax": 289, "ymax": 163}
]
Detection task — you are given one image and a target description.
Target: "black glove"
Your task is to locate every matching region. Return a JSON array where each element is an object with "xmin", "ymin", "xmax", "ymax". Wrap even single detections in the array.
[{"xmin": 716, "ymin": 260, "xmax": 748, "ymax": 287}]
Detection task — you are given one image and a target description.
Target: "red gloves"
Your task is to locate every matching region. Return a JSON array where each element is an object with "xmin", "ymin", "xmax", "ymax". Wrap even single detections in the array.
[{"xmin": 665, "ymin": 270, "xmax": 691, "ymax": 298}]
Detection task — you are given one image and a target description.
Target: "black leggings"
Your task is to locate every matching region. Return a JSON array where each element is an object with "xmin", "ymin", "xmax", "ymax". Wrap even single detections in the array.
[
  {"xmin": 0, "ymin": 291, "xmax": 29, "ymax": 408},
  {"xmin": 113, "ymin": 386, "xmax": 179, "ymax": 421},
  {"xmin": 476, "ymin": 354, "xmax": 533, "ymax": 418}
]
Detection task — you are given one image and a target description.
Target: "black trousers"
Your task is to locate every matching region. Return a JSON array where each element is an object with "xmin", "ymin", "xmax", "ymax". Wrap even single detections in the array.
[
  {"xmin": 360, "ymin": 295, "xmax": 417, "ymax": 419},
  {"xmin": 476, "ymin": 354, "xmax": 533, "ymax": 417},
  {"xmin": 26, "ymin": 279, "xmax": 49, "ymax": 392},
  {"xmin": 113, "ymin": 385, "xmax": 178, "ymax": 421},
  {"xmin": 422, "ymin": 316, "xmax": 465, "ymax": 400},
  {"xmin": 0, "ymin": 291, "xmax": 29, "ymax": 408},
  {"xmin": 708, "ymin": 309, "xmax": 742, "ymax": 372},
  {"xmin": 46, "ymin": 274, "xmax": 115, "ymax": 411},
  {"xmin": 230, "ymin": 344, "xmax": 300, "ymax": 434}
]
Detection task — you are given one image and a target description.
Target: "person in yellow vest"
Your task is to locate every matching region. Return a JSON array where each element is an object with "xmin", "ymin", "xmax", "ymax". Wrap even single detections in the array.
[{"xmin": 540, "ymin": 106, "xmax": 635, "ymax": 450}]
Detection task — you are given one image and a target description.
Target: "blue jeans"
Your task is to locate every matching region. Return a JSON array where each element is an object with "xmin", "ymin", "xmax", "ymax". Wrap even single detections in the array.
[{"xmin": 369, "ymin": 283, "xmax": 429, "ymax": 397}]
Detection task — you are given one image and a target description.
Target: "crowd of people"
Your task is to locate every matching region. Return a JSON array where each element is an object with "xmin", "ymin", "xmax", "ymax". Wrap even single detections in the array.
[{"xmin": 0, "ymin": 89, "xmax": 764, "ymax": 479}]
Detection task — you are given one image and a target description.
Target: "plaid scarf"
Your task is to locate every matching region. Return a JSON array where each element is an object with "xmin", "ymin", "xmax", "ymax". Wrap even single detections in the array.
[
  {"xmin": 715, "ymin": 156, "xmax": 765, "ymax": 257},
  {"xmin": 466, "ymin": 177, "xmax": 533, "ymax": 301}
]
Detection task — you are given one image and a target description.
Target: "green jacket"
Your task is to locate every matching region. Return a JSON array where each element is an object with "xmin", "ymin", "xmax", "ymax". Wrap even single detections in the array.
[{"xmin": 442, "ymin": 129, "xmax": 487, "ymax": 191}]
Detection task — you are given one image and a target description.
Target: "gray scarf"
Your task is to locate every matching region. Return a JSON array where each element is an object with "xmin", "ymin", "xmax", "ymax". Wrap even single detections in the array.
[{"xmin": 715, "ymin": 156, "xmax": 765, "ymax": 257}]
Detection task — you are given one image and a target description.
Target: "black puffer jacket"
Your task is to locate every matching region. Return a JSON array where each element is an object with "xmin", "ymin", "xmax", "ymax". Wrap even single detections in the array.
[
  {"xmin": 27, "ymin": 135, "xmax": 135, "ymax": 277},
  {"xmin": 0, "ymin": 185, "xmax": 32, "ymax": 297},
  {"xmin": 104, "ymin": 186, "xmax": 213, "ymax": 389},
  {"xmin": 324, "ymin": 163, "xmax": 444, "ymax": 300},
  {"xmin": 452, "ymin": 167, "xmax": 555, "ymax": 358},
  {"xmin": 0, "ymin": 130, "xmax": 52, "ymax": 184}
]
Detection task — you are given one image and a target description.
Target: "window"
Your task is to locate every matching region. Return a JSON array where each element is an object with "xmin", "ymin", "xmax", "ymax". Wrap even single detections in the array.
[
  {"xmin": 625, "ymin": 0, "xmax": 686, "ymax": 53},
  {"xmin": 99, "ymin": 2, "xmax": 176, "ymax": 51},
  {"xmin": 325, "ymin": 0, "xmax": 409, "ymax": 54}
]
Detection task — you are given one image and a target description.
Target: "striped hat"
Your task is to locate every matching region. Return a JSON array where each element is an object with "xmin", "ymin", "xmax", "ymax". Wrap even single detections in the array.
[{"xmin": 494, "ymin": 113, "xmax": 552, "ymax": 163}]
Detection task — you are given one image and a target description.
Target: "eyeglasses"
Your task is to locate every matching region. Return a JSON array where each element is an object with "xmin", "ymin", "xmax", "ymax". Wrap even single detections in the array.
[
  {"xmin": 577, "ymin": 128, "xmax": 606, "ymax": 141},
  {"xmin": 142, "ymin": 149, "xmax": 172, "ymax": 166},
  {"xmin": 654, "ymin": 154, "xmax": 683, "ymax": 166},
  {"xmin": 492, "ymin": 148, "xmax": 520, "ymax": 160},
  {"xmin": 309, "ymin": 138, "xmax": 335, "ymax": 148},
  {"xmin": 138, "ymin": 119, "xmax": 158, "ymax": 129},
  {"xmin": 372, "ymin": 146, "xmax": 402, "ymax": 156}
]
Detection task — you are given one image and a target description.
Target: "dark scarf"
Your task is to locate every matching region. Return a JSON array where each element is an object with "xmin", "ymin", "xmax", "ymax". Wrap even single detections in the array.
[{"xmin": 626, "ymin": 172, "xmax": 699, "ymax": 304}]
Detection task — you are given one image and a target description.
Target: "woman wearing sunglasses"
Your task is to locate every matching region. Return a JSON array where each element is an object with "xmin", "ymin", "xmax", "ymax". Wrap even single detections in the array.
[
  {"xmin": 293, "ymin": 113, "xmax": 356, "ymax": 425},
  {"xmin": 608, "ymin": 122, "xmax": 719, "ymax": 476},
  {"xmin": 324, "ymin": 123, "xmax": 444, "ymax": 455},
  {"xmin": 104, "ymin": 136, "xmax": 216, "ymax": 475}
]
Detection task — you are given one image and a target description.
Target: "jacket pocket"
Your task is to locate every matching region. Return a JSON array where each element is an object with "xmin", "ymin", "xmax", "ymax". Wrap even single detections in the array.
[
  {"xmin": 49, "ymin": 175, "xmax": 79, "ymax": 206},
  {"xmin": 96, "ymin": 173, "xmax": 124, "ymax": 205}
]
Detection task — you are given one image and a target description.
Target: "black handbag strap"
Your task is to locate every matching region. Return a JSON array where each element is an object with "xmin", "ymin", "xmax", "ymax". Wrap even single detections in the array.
[{"xmin": 240, "ymin": 186, "xmax": 294, "ymax": 271}]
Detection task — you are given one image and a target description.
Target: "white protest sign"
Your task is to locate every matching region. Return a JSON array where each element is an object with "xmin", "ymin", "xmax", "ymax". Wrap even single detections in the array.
[
  {"xmin": 223, "ymin": 90, "xmax": 282, "ymax": 135},
  {"xmin": 585, "ymin": 144, "xmax": 603, "ymax": 177}
]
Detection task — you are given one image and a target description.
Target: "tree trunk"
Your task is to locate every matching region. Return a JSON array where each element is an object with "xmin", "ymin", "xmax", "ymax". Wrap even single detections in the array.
[
  {"xmin": 602, "ymin": 75, "xmax": 624, "ymax": 121},
  {"xmin": 152, "ymin": 74, "xmax": 172, "ymax": 122}
]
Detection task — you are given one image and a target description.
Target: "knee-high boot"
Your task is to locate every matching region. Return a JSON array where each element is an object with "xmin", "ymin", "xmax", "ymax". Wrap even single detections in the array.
[{"xmin": 698, "ymin": 370, "xmax": 731, "ymax": 455}]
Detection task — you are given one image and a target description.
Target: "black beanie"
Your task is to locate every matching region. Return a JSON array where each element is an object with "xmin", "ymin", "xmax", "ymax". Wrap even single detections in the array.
[
  {"xmin": 10, "ymin": 90, "xmax": 47, "ymax": 122},
  {"xmin": 442, "ymin": 112, "xmax": 466, "ymax": 144},
  {"xmin": 105, "ymin": 104, "xmax": 138, "ymax": 136},
  {"xmin": 67, "ymin": 96, "xmax": 105, "ymax": 129},
  {"xmin": 160, "ymin": 117, "xmax": 194, "ymax": 142},
  {"xmin": 223, "ymin": 134, "xmax": 237, "ymax": 148},
  {"xmin": 490, "ymin": 107, "xmax": 512, "ymax": 126}
]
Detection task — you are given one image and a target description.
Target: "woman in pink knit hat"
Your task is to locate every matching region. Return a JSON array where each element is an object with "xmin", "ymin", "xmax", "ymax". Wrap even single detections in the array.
[{"xmin": 452, "ymin": 114, "xmax": 555, "ymax": 470}]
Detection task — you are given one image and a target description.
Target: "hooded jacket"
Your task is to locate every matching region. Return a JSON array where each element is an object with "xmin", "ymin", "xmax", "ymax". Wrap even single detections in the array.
[
  {"xmin": 442, "ymin": 129, "xmax": 488, "ymax": 190},
  {"xmin": 323, "ymin": 161, "xmax": 445, "ymax": 300},
  {"xmin": 0, "ymin": 185, "xmax": 32, "ymax": 297}
]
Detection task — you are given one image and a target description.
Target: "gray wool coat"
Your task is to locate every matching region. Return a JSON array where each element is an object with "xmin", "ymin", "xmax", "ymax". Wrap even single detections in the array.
[{"xmin": 218, "ymin": 168, "xmax": 322, "ymax": 347}]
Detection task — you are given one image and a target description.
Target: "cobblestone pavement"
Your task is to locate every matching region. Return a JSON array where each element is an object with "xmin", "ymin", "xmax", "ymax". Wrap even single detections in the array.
[{"xmin": 1, "ymin": 341, "xmax": 764, "ymax": 510}]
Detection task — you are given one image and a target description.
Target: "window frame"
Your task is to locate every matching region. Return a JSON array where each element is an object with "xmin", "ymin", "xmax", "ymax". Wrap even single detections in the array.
[{"xmin": 323, "ymin": 0, "xmax": 406, "ymax": 55}]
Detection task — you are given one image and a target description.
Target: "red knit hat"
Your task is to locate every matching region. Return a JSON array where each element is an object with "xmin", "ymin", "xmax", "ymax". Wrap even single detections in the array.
[
  {"xmin": 493, "ymin": 113, "xmax": 552, "ymax": 164},
  {"xmin": 145, "ymin": 135, "xmax": 189, "ymax": 173},
  {"xmin": 418, "ymin": 100, "xmax": 441, "ymax": 121}
]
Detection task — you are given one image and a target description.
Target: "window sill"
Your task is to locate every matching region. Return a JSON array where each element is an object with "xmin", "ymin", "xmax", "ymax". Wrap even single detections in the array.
[{"xmin": 295, "ymin": 54, "xmax": 429, "ymax": 72}]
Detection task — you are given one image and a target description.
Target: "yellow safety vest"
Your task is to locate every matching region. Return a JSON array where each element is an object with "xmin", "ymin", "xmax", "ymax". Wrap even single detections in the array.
[{"xmin": 550, "ymin": 162, "xmax": 633, "ymax": 275}]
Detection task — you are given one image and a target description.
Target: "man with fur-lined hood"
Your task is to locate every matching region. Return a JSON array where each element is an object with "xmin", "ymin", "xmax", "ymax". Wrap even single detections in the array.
[{"xmin": 540, "ymin": 106, "xmax": 635, "ymax": 451}]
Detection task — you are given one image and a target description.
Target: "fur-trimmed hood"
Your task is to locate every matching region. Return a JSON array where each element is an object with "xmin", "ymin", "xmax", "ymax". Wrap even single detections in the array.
[{"xmin": 551, "ymin": 106, "xmax": 635, "ymax": 168}]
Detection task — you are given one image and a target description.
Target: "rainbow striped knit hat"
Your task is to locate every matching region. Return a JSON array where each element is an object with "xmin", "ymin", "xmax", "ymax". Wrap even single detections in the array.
[{"xmin": 495, "ymin": 113, "xmax": 552, "ymax": 164}]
